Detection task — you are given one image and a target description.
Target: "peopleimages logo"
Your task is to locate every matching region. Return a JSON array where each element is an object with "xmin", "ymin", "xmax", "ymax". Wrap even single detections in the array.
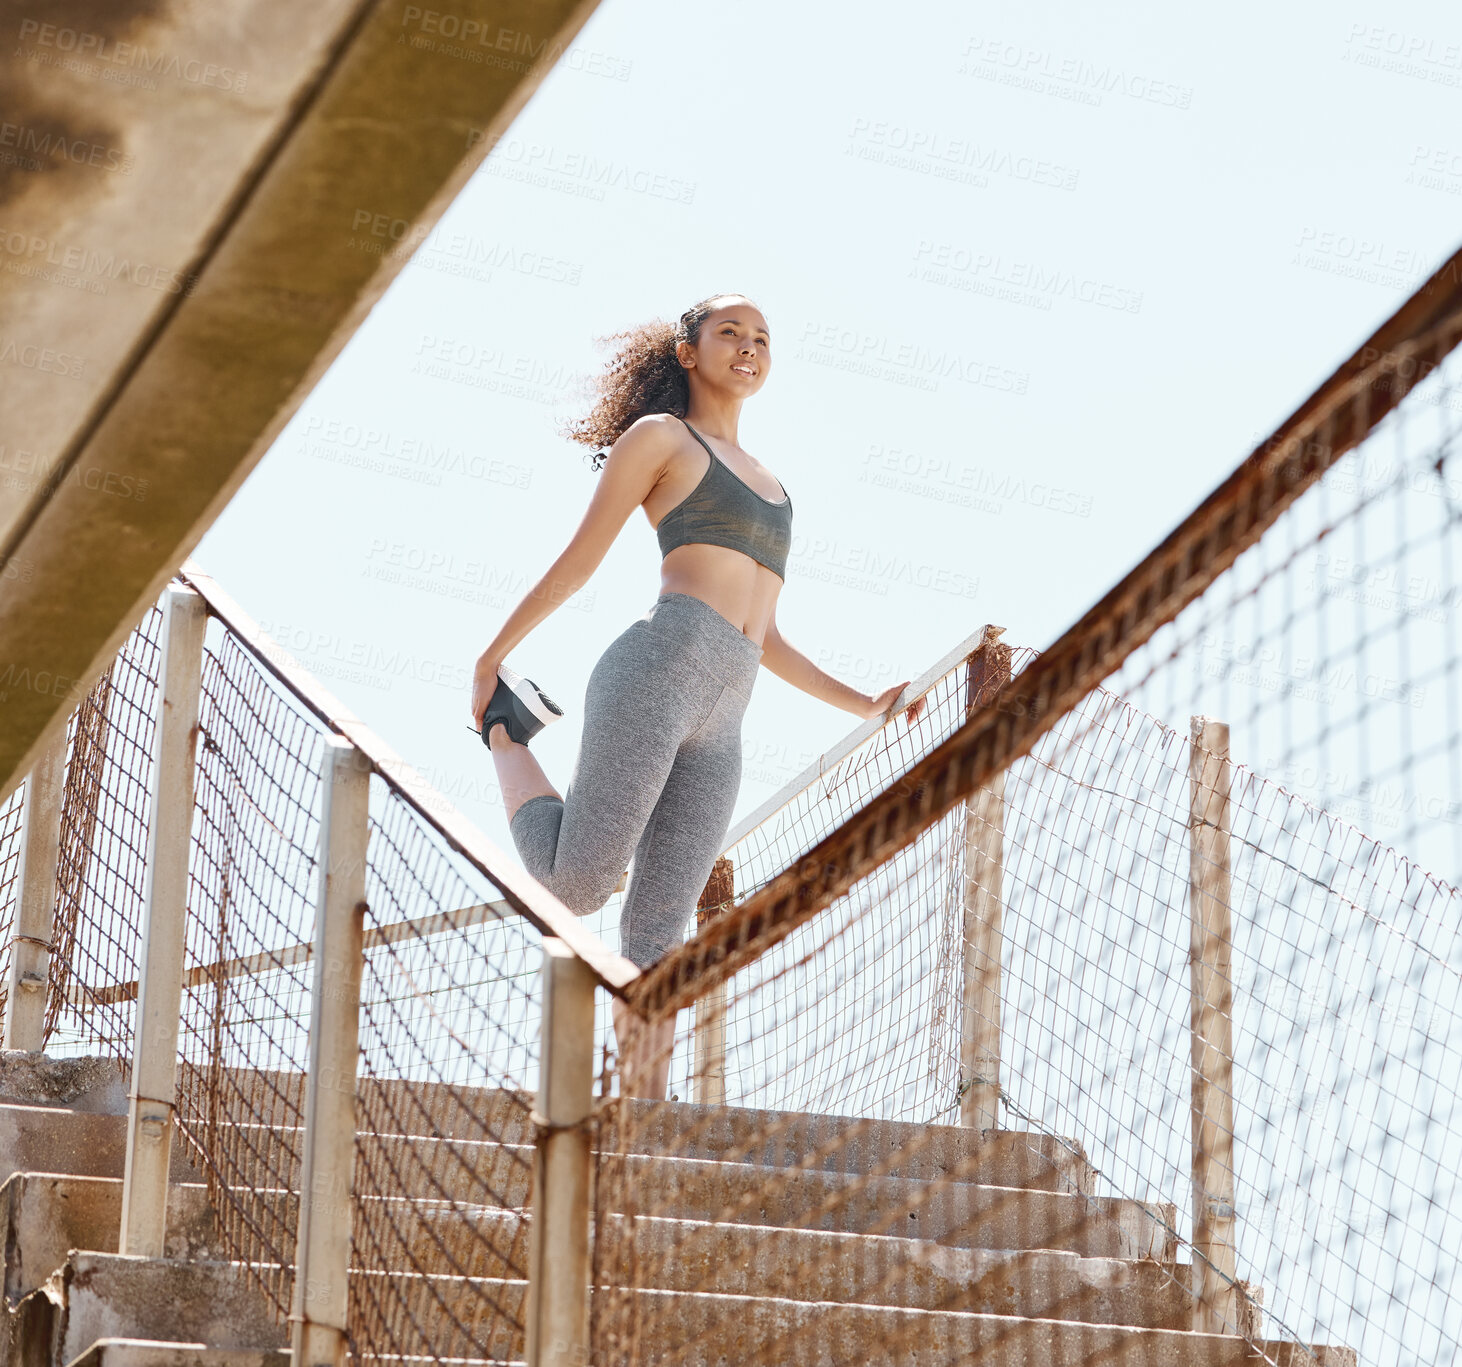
[
  {"xmin": 0, "ymin": 121, "xmax": 133, "ymax": 173},
  {"xmin": 398, "ymin": 8, "xmax": 633, "ymax": 80},
  {"xmin": 300, "ymin": 415, "xmax": 533, "ymax": 489},
  {"xmin": 0, "ymin": 336, "xmax": 85, "ymax": 377},
  {"xmin": 0, "ymin": 226, "xmax": 197, "ymax": 296},
  {"xmin": 845, "ymin": 117, "xmax": 1079, "ymax": 191},
  {"xmin": 787, "ymin": 534, "xmax": 981, "ymax": 599},
  {"xmin": 14, "ymin": 18, "xmax": 250, "ymax": 91},
  {"xmin": 957, "ymin": 36, "xmax": 1193, "ymax": 110},
  {"xmin": 861, "ymin": 444, "xmax": 1093, "ymax": 518},
  {"xmin": 795, "ymin": 320, "xmax": 1030, "ymax": 396},
  {"xmin": 911, "ymin": 240, "xmax": 1143, "ymax": 315}
]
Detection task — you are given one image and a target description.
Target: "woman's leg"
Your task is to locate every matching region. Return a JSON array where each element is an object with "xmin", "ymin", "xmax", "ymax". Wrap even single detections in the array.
[
  {"xmin": 502, "ymin": 616, "xmax": 719, "ymax": 916},
  {"xmin": 486, "ymin": 725, "xmax": 558, "ymax": 823},
  {"xmin": 614, "ymin": 682, "xmax": 749, "ymax": 1098}
]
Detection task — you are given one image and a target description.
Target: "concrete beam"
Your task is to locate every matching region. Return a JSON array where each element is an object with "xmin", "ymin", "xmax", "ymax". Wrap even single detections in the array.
[{"xmin": 0, "ymin": 0, "xmax": 603, "ymax": 802}]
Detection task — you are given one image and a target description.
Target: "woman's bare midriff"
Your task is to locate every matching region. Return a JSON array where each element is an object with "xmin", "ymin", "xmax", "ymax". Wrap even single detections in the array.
[
  {"xmin": 643, "ymin": 426, "xmax": 785, "ymax": 648},
  {"xmin": 655, "ymin": 544, "xmax": 781, "ymax": 647}
]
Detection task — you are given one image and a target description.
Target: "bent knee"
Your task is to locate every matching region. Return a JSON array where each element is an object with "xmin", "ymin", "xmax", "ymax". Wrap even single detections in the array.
[
  {"xmin": 619, "ymin": 910, "xmax": 687, "ymax": 969},
  {"xmin": 543, "ymin": 861, "xmax": 623, "ymax": 916},
  {"xmin": 508, "ymin": 797, "xmax": 623, "ymax": 915}
]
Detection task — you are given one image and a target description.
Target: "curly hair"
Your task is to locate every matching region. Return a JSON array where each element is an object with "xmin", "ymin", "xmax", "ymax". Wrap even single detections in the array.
[{"xmin": 559, "ymin": 292, "xmax": 763, "ymax": 472}]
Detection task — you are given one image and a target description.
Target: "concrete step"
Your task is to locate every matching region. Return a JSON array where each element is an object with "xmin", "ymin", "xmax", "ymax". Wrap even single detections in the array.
[
  {"xmin": 614, "ymin": 1214, "xmax": 1194, "ymax": 1326},
  {"xmin": 589, "ymin": 1152, "xmax": 1171, "ymax": 1259},
  {"xmin": 2, "ymin": 1175, "xmax": 1186, "ymax": 1330},
  {"xmin": 219, "ymin": 1149, "xmax": 1169, "ymax": 1262},
  {"xmin": 347, "ymin": 1237, "xmax": 1194, "ymax": 1333},
  {"xmin": 67, "ymin": 1342, "xmax": 290, "ymax": 1367},
  {"xmin": 334, "ymin": 1274, "xmax": 1350, "ymax": 1367},
  {"xmin": 353, "ymin": 1184, "xmax": 1165, "ymax": 1283},
  {"xmin": 0, "ymin": 1108, "xmax": 199, "ymax": 1187},
  {"xmin": 217, "ymin": 1117, "xmax": 1084, "ymax": 1213},
  {"xmin": 0, "ymin": 1055, "xmax": 128, "ymax": 1115},
  {"xmin": 0, "ymin": 1050, "xmax": 1092, "ymax": 1193},
  {"xmin": 593, "ymin": 1289, "xmax": 1359, "ymax": 1366},
  {"xmin": 601, "ymin": 1098, "xmax": 1094, "ymax": 1193},
  {"xmin": 1, "ymin": 1174, "xmax": 222, "ymax": 1306},
  {"xmin": 41, "ymin": 1253, "xmax": 286, "ymax": 1367},
  {"xmin": 168, "ymin": 1060, "xmax": 1093, "ymax": 1191}
]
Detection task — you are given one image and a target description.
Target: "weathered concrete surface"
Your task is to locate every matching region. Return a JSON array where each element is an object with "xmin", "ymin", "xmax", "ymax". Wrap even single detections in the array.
[
  {"xmin": 1, "ymin": 1174, "xmax": 220, "ymax": 1306},
  {"xmin": 2, "ymin": 1285, "xmax": 53, "ymax": 1367},
  {"xmin": 600, "ymin": 1291, "xmax": 1360, "ymax": 1367},
  {"xmin": 0, "ymin": 1107, "xmax": 198, "ymax": 1185},
  {"xmin": 263, "ymin": 1272, "xmax": 1346, "ymax": 1367},
  {"xmin": 380, "ymin": 1154, "xmax": 1169, "ymax": 1258},
  {"xmin": 0, "ymin": 0, "xmax": 605, "ymax": 801},
  {"xmin": 620, "ymin": 1220, "xmax": 1193, "ymax": 1327},
  {"xmin": 49, "ymin": 1254, "xmax": 285, "ymax": 1365},
  {"xmin": 610, "ymin": 1097, "xmax": 1094, "ymax": 1193},
  {"xmin": 221, "ymin": 1116, "xmax": 1088, "ymax": 1208},
  {"xmin": 0, "ymin": 1079, "xmax": 1348, "ymax": 1364},
  {"xmin": 68, "ymin": 1343, "xmax": 290, "ymax": 1367},
  {"xmin": 0, "ymin": 1055, "xmax": 127, "ymax": 1114},
  {"xmin": 343, "ymin": 1224, "xmax": 1195, "ymax": 1330},
  {"xmin": 173, "ymin": 1062, "xmax": 1092, "ymax": 1190},
  {"xmin": 239, "ymin": 1164, "xmax": 1169, "ymax": 1264}
]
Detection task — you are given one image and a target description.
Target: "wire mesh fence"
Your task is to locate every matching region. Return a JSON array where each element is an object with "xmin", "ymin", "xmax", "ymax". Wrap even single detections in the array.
[
  {"xmin": 0, "ymin": 782, "xmax": 26, "ymax": 1026},
  {"xmin": 1111, "ymin": 338, "xmax": 1462, "ymax": 888},
  {"xmin": 594, "ymin": 640, "xmax": 1457, "ymax": 1366},
  {"xmin": 348, "ymin": 783, "xmax": 547, "ymax": 1363},
  {"xmin": 994, "ymin": 687, "xmax": 1459, "ymax": 1367},
  {"xmin": 34, "ymin": 604, "xmax": 165, "ymax": 1062},
  {"xmin": 592, "ymin": 250, "xmax": 1462, "ymax": 1366},
  {"xmin": 0, "ymin": 575, "xmax": 611, "ymax": 1363},
  {"xmin": 173, "ymin": 624, "xmax": 329, "ymax": 1320},
  {"xmin": 1077, "ymin": 276, "xmax": 1462, "ymax": 1367},
  {"xmin": 161, "ymin": 596, "xmax": 568, "ymax": 1361},
  {"xmin": 593, "ymin": 636, "xmax": 1205, "ymax": 1367}
]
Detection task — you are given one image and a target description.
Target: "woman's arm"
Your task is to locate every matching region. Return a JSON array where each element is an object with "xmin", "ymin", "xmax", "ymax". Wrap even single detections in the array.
[
  {"xmin": 469, "ymin": 418, "xmax": 671, "ymax": 727},
  {"xmin": 761, "ymin": 613, "xmax": 926, "ymax": 725}
]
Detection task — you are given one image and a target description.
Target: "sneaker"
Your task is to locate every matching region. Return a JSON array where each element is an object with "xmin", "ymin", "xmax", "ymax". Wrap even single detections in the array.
[{"xmin": 479, "ymin": 664, "xmax": 564, "ymax": 747}]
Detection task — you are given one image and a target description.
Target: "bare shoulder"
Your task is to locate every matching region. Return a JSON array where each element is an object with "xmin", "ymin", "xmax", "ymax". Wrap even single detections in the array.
[
  {"xmin": 601, "ymin": 412, "xmax": 684, "ymax": 483},
  {"xmin": 610, "ymin": 412, "xmax": 684, "ymax": 457}
]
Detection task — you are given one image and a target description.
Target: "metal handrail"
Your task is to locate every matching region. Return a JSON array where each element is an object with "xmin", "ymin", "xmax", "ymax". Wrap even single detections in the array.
[{"xmin": 176, "ymin": 559, "xmax": 638, "ymax": 994}]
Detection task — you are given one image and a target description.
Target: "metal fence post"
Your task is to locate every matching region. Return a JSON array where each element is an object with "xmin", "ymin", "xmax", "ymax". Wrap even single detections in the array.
[
  {"xmin": 2, "ymin": 728, "xmax": 68, "ymax": 1051},
  {"xmin": 291, "ymin": 737, "xmax": 369, "ymax": 1367},
  {"xmin": 119, "ymin": 586, "xmax": 208, "ymax": 1257},
  {"xmin": 526, "ymin": 938, "xmax": 595, "ymax": 1367},
  {"xmin": 960, "ymin": 626, "xmax": 1010, "ymax": 1131},
  {"xmin": 693, "ymin": 855, "xmax": 734, "ymax": 1106},
  {"xmin": 1189, "ymin": 716, "xmax": 1237, "ymax": 1333}
]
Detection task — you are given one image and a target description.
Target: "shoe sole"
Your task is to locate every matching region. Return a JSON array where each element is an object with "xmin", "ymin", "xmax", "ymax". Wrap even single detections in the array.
[{"xmin": 502, "ymin": 669, "xmax": 563, "ymax": 729}]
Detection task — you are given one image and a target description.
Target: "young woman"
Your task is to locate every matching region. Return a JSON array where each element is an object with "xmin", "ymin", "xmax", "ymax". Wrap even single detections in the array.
[{"xmin": 469, "ymin": 292, "xmax": 925, "ymax": 1099}]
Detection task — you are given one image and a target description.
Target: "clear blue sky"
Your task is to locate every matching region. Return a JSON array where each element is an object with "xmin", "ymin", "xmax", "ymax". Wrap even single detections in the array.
[{"xmin": 197, "ymin": 0, "xmax": 1462, "ymax": 884}]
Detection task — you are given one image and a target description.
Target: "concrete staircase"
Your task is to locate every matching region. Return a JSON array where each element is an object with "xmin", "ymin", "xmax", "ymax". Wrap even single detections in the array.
[{"xmin": 1, "ymin": 1054, "xmax": 1355, "ymax": 1366}]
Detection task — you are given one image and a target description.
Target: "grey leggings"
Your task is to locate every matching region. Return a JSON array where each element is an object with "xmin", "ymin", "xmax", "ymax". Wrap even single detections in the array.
[{"xmin": 507, "ymin": 591, "xmax": 762, "ymax": 969}]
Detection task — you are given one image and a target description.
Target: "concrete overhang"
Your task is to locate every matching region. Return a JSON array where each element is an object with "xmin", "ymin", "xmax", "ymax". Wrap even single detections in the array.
[{"xmin": 0, "ymin": 0, "xmax": 601, "ymax": 801}]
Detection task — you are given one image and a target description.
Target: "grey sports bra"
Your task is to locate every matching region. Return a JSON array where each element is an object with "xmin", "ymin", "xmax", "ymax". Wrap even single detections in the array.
[{"xmin": 656, "ymin": 417, "xmax": 794, "ymax": 580}]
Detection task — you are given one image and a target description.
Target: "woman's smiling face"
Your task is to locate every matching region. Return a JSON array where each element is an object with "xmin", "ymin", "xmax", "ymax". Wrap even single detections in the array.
[{"xmin": 683, "ymin": 298, "xmax": 771, "ymax": 397}]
